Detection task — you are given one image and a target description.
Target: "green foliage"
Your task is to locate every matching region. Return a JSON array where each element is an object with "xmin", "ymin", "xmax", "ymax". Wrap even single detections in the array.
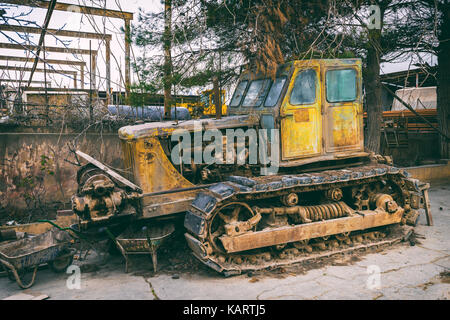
[
  {"xmin": 128, "ymin": 82, "xmax": 159, "ymax": 107},
  {"xmin": 40, "ymin": 155, "xmax": 54, "ymax": 176},
  {"xmin": 178, "ymin": 69, "xmax": 215, "ymax": 88},
  {"xmin": 17, "ymin": 154, "xmax": 55, "ymax": 212},
  {"xmin": 131, "ymin": 0, "xmax": 439, "ymax": 99},
  {"xmin": 132, "ymin": 1, "xmax": 248, "ymax": 95}
]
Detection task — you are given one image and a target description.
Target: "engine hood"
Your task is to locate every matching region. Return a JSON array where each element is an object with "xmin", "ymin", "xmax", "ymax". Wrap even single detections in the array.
[{"xmin": 118, "ymin": 114, "xmax": 260, "ymax": 141}]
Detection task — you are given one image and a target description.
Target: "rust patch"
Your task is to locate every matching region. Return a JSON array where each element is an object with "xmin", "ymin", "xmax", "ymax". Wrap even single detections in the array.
[
  {"xmin": 331, "ymin": 105, "xmax": 358, "ymax": 147},
  {"xmin": 294, "ymin": 109, "xmax": 310, "ymax": 122}
]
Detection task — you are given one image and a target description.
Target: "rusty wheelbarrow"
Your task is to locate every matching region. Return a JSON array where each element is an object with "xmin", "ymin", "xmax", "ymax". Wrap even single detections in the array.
[
  {"xmin": 0, "ymin": 229, "xmax": 75, "ymax": 289},
  {"xmin": 110, "ymin": 223, "xmax": 175, "ymax": 273}
]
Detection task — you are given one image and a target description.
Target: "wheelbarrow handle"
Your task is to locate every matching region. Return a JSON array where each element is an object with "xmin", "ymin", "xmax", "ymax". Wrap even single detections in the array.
[
  {"xmin": 37, "ymin": 220, "xmax": 86, "ymax": 240},
  {"xmin": 103, "ymin": 227, "xmax": 117, "ymax": 242},
  {"xmin": 37, "ymin": 220, "xmax": 70, "ymax": 231}
]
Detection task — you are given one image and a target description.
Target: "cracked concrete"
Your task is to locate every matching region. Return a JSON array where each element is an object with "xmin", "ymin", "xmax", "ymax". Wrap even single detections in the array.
[
  {"xmin": 144, "ymin": 277, "xmax": 160, "ymax": 300},
  {"xmin": 0, "ymin": 183, "xmax": 448, "ymax": 300}
]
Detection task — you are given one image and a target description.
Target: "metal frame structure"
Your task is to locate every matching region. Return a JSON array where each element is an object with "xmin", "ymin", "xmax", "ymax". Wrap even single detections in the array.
[
  {"xmin": 0, "ymin": 0, "xmax": 134, "ymax": 123},
  {"xmin": 0, "ymin": 65, "xmax": 78, "ymax": 87},
  {"xmin": 0, "ymin": 55, "xmax": 86, "ymax": 88},
  {"xmin": 0, "ymin": 24, "xmax": 112, "ymax": 40},
  {"xmin": 0, "ymin": 42, "xmax": 98, "ymax": 90},
  {"xmin": 0, "ymin": 79, "xmax": 50, "ymax": 86},
  {"xmin": 0, "ymin": 55, "xmax": 86, "ymax": 66},
  {"xmin": 0, "ymin": 42, "xmax": 97, "ymax": 55},
  {"xmin": 1, "ymin": 0, "xmax": 133, "ymax": 20},
  {"xmin": 1, "ymin": 0, "xmax": 134, "ymax": 97},
  {"xmin": 0, "ymin": 25, "xmax": 110, "ymax": 100}
]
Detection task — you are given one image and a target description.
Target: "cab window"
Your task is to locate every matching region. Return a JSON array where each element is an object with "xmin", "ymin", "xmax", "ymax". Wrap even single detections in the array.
[
  {"xmin": 230, "ymin": 81, "xmax": 248, "ymax": 107},
  {"xmin": 200, "ymin": 93, "xmax": 209, "ymax": 109},
  {"xmin": 242, "ymin": 79, "xmax": 271, "ymax": 107},
  {"xmin": 264, "ymin": 77, "xmax": 286, "ymax": 107},
  {"xmin": 290, "ymin": 69, "xmax": 317, "ymax": 105},
  {"xmin": 326, "ymin": 69, "xmax": 357, "ymax": 102}
]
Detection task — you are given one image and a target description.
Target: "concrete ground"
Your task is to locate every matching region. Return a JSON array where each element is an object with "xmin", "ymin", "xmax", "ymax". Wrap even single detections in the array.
[{"xmin": 0, "ymin": 183, "xmax": 449, "ymax": 300}]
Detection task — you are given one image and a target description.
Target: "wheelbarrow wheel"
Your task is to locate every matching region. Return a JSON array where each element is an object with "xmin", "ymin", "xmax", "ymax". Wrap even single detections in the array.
[
  {"xmin": 107, "ymin": 239, "xmax": 121, "ymax": 256},
  {"xmin": 6, "ymin": 269, "xmax": 16, "ymax": 282},
  {"xmin": 49, "ymin": 251, "xmax": 74, "ymax": 273},
  {"xmin": 1, "ymin": 264, "xmax": 16, "ymax": 282},
  {"xmin": 16, "ymin": 267, "xmax": 38, "ymax": 289},
  {"xmin": 3, "ymin": 264, "xmax": 27, "ymax": 283},
  {"xmin": 1, "ymin": 262, "xmax": 38, "ymax": 289}
]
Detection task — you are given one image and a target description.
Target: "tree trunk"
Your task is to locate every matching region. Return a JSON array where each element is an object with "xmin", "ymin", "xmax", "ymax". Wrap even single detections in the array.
[
  {"xmin": 365, "ymin": 27, "xmax": 383, "ymax": 154},
  {"xmin": 437, "ymin": 2, "xmax": 450, "ymax": 159},
  {"xmin": 163, "ymin": 0, "xmax": 173, "ymax": 119},
  {"xmin": 213, "ymin": 76, "xmax": 222, "ymax": 119}
]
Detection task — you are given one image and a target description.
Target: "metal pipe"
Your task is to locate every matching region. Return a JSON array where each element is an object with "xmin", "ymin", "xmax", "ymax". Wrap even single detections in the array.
[
  {"xmin": 124, "ymin": 19, "xmax": 131, "ymax": 97},
  {"xmin": 382, "ymin": 83, "xmax": 450, "ymax": 141},
  {"xmin": 1, "ymin": 0, "xmax": 134, "ymax": 20},
  {"xmin": 26, "ymin": 0, "xmax": 57, "ymax": 88},
  {"xmin": 106, "ymin": 39, "xmax": 111, "ymax": 105},
  {"xmin": 0, "ymin": 55, "xmax": 86, "ymax": 66},
  {"xmin": 0, "ymin": 43, "xmax": 97, "ymax": 55},
  {"xmin": 140, "ymin": 184, "xmax": 213, "ymax": 198},
  {"xmin": 0, "ymin": 24, "xmax": 112, "ymax": 41}
]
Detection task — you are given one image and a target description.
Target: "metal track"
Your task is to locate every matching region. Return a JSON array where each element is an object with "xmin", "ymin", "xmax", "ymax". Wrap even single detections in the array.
[
  {"xmin": 189, "ymin": 227, "xmax": 412, "ymax": 276},
  {"xmin": 184, "ymin": 163, "xmax": 418, "ymax": 276}
]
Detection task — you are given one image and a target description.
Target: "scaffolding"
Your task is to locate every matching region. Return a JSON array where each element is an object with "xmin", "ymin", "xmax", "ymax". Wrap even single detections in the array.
[{"xmin": 0, "ymin": 0, "xmax": 134, "ymax": 124}]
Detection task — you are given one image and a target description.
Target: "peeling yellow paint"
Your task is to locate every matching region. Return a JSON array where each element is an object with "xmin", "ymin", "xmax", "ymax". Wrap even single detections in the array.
[
  {"xmin": 118, "ymin": 59, "xmax": 364, "ymax": 218},
  {"xmin": 331, "ymin": 105, "xmax": 358, "ymax": 147},
  {"xmin": 281, "ymin": 63, "xmax": 322, "ymax": 159},
  {"xmin": 123, "ymin": 137, "xmax": 193, "ymax": 195},
  {"xmin": 280, "ymin": 59, "xmax": 363, "ymax": 160}
]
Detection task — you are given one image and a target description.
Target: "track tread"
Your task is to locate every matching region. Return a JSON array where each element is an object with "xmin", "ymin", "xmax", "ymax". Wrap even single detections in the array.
[{"xmin": 184, "ymin": 164, "xmax": 416, "ymax": 275}]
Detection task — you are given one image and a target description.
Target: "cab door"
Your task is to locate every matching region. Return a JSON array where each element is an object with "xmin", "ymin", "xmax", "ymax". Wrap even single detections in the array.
[
  {"xmin": 323, "ymin": 66, "xmax": 363, "ymax": 153},
  {"xmin": 281, "ymin": 66, "xmax": 322, "ymax": 159}
]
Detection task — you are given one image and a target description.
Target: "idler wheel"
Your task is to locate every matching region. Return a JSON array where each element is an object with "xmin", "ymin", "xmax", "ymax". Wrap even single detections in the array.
[{"xmin": 281, "ymin": 193, "xmax": 299, "ymax": 207}]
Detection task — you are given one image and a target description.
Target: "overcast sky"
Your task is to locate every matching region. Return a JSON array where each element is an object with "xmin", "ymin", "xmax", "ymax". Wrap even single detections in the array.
[{"xmin": 0, "ymin": 0, "xmax": 437, "ymax": 93}]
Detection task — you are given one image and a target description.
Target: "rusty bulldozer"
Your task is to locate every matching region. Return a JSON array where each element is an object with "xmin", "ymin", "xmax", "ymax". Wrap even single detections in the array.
[{"xmin": 71, "ymin": 59, "xmax": 430, "ymax": 275}]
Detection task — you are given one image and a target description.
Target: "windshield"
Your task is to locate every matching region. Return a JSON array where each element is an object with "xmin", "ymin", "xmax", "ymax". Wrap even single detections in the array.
[
  {"xmin": 242, "ymin": 79, "xmax": 271, "ymax": 107},
  {"xmin": 200, "ymin": 93, "xmax": 209, "ymax": 108},
  {"xmin": 326, "ymin": 69, "xmax": 357, "ymax": 102},
  {"xmin": 290, "ymin": 69, "xmax": 317, "ymax": 105},
  {"xmin": 264, "ymin": 77, "xmax": 287, "ymax": 107},
  {"xmin": 230, "ymin": 81, "xmax": 248, "ymax": 107}
]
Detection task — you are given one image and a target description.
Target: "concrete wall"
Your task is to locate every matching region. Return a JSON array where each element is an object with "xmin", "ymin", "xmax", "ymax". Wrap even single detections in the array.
[
  {"xmin": 0, "ymin": 125, "xmax": 446, "ymax": 214},
  {"xmin": 406, "ymin": 161, "xmax": 450, "ymax": 184},
  {"xmin": 0, "ymin": 128, "xmax": 124, "ymax": 210}
]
